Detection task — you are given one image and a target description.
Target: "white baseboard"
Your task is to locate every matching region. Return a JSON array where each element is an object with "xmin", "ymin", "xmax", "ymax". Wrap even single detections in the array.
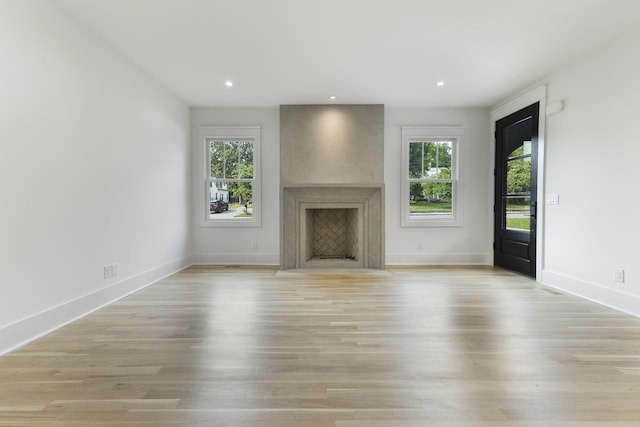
[
  {"xmin": 542, "ymin": 269, "xmax": 640, "ymax": 318},
  {"xmin": 192, "ymin": 252, "xmax": 490, "ymax": 267},
  {"xmin": 192, "ymin": 252, "xmax": 280, "ymax": 266},
  {"xmin": 0, "ymin": 256, "xmax": 192, "ymax": 356},
  {"xmin": 385, "ymin": 252, "xmax": 492, "ymax": 266}
]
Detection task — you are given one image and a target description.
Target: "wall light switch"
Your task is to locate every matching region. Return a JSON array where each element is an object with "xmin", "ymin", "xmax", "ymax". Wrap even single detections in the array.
[{"xmin": 546, "ymin": 194, "xmax": 559, "ymax": 205}]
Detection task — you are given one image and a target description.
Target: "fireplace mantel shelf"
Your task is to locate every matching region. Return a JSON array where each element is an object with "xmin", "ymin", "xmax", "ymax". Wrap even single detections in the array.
[{"xmin": 281, "ymin": 183, "xmax": 384, "ymax": 189}]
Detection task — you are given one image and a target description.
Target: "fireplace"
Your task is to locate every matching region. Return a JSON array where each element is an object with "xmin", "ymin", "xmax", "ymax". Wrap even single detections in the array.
[
  {"xmin": 279, "ymin": 105, "xmax": 385, "ymax": 270},
  {"xmin": 281, "ymin": 185, "xmax": 384, "ymax": 269}
]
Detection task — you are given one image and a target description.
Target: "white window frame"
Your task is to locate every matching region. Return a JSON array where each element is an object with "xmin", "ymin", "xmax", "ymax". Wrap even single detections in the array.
[
  {"xmin": 199, "ymin": 126, "xmax": 261, "ymax": 227},
  {"xmin": 401, "ymin": 126, "xmax": 463, "ymax": 227}
]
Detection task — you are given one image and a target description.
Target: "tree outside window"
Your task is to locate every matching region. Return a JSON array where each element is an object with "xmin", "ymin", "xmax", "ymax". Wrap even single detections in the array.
[
  {"xmin": 199, "ymin": 126, "xmax": 261, "ymax": 227},
  {"xmin": 209, "ymin": 139, "xmax": 254, "ymax": 217},
  {"xmin": 401, "ymin": 126, "xmax": 462, "ymax": 227},
  {"xmin": 408, "ymin": 140, "xmax": 455, "ymax": 219}
]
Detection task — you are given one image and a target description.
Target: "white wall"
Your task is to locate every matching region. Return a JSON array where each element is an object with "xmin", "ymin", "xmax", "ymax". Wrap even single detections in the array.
[
  {"xmin": 190, "ymin": 106, "xmax": 492, "ymax": 266},
  {"xmin": 190, "ymin": 108, "xmax": 280, "ymax": 265},
  {"xmin": 0, "ymin": 0, "xmax": 191, "ymax": 354},
  {"xmin": 385, "ymin": 108, "xmax": 492, "ymax": 264},
  {"xmin": 537, "ymin": 26, "xmax": 640, "ymax": 316}
]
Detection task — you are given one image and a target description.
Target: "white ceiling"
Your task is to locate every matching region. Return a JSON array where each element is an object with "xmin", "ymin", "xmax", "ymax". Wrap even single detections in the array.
[{"xmin": 52, "ymin": 0, "xmax": 640, "ymax": 108}]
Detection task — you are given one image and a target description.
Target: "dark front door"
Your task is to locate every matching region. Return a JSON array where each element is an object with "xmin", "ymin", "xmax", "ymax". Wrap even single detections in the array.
[{"xmin": 494, "ymin": 103, "xmax": 539, "ymax": 277}]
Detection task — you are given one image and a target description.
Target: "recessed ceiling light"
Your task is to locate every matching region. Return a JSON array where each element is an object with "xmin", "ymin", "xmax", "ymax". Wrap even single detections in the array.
[
  {"xmin": 436, "ymin": 81, "xmax": 445, "ymax": 87},
  {"xmin": 225, "ymin": 80, "xmax": 233, "ymax": 87},
  {"xmin": 329, "ymin": 95, "xmax": 337, "ymax": 100}
]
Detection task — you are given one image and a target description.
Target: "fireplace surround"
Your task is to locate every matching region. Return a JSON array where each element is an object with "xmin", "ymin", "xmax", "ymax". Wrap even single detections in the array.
[{"xmin": 281, "ymin": 185, "xmax": 384, "ymax": 269}]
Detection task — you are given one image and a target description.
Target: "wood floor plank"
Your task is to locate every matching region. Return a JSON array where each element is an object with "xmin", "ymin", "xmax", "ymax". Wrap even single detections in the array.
[{"xmin": 1, "ymin": 266, "xmax": 640, "ymax": 425}]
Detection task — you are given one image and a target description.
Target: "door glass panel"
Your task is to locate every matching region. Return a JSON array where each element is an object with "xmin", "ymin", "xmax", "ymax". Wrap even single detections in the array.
[
  {"xmin": 502, "ymin": 117, "xmax": 533, "ymax": 230},
  {"xmin": 504, "ymin": 117, "xmax": 533, "ymax": 158},
  {"xmin": 504, "ymin": 196, "xmax": 530, "ymax": 231},
  {"xmin": 506, "ymin": 156, "xmax": 532, "ymax": 194}
]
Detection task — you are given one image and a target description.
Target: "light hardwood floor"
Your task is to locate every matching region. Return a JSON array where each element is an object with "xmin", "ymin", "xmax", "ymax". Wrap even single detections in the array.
[{"xmin": 1, "ymin": 266, "xmax": 640, "ymax": 426}]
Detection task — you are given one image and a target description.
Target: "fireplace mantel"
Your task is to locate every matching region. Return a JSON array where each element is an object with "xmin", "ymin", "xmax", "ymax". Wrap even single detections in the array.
[{"xmin": 280, "ymin": 184, "xmax": 385, "ymax": 270}]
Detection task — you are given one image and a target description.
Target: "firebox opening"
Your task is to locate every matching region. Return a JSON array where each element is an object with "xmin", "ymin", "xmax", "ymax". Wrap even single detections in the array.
[{"xmin": 305, "ymin": 208, "xmax": 359, "ymax": 262}]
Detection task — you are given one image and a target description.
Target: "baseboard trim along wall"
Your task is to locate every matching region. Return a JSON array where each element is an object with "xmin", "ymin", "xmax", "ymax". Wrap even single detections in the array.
[
  {"xmin": 542, "ymin": 269, "xmax": 640, "ymax": 319},
  {"xmin": 193, "ymin": 253, "xmax": 490, "ymax": 267},
  {"xmin": 0, "ymin": 256, "xmax": 192, "ymax": 356},
  {"xmin": 385, "ymin": 252, "xmax": 492, "ymax": 266},
  {"xmin": 192, "ymin": 253, "xmax": 280, "ymax": 266}
]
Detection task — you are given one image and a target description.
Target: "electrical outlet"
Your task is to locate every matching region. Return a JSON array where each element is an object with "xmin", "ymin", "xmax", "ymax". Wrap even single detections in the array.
[
  {"xmin": 104, "ymin": 263, "xmax": 118, "ymax": 279},
  {"xmin": 251, "ymin": 241, "xmax": 258, "ymax": 250},
  {"xmin": 417, "ymin": 241, "xmax": 424, "ymax": 250},
  {"xmin": 614, "ymin": 269, "xmax": 625, "ymax": 283}
]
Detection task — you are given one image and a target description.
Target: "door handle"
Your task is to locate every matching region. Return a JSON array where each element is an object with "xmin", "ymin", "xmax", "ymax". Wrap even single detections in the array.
[{"xmin": 530, "ymin": 201, "xmax": 537, "ymax": 219}]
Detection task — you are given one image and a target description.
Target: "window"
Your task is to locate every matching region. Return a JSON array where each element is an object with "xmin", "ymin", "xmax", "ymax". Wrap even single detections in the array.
[
  {"xmin": 401, "ymin": 126, "xmax": 462, "ymax": 227},
  {"xmin": 199, "ymin": 127, "xmax": 261, "ymax": 226}
]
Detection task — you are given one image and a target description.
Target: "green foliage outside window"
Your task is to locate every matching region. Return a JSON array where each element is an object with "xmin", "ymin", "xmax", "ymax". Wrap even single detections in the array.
[
  {"xmin": 506, "ymin": 146, "xmax": 531, "ymax": 195},
  {"xmin": 209, "ymin": 140, "xmax": 254, "ymax": 208},
  {"xmin": 409, "ymin": 140, "xmax": 453, "ymax": 203},
  {"xmin": 210, "ymin": 140, "xmax": 253, "ymax": 180},
  {"xmin": 422, "ymin": 168, "xmax": 452, "ymax": 202}
]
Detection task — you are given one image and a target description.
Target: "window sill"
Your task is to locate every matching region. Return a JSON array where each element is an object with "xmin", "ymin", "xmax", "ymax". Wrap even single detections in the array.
[
  {"xmin": 200, "ymin": 217, "xmax": 261, "ymax": 228},
  {"xmin": 401, "ymin": 217, "xmax": 461, "ymax": 228}
]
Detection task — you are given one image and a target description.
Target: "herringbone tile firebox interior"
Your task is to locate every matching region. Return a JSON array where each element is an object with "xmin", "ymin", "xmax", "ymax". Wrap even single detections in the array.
[{"xmin": 308, "ymin": 208, "xmax": 359, "ymax": 260}]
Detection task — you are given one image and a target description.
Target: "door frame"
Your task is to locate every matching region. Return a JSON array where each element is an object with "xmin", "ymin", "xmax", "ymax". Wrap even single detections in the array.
[{"xmin": 489, "ymin": 86, "xmax": 547, "ymax": 280}]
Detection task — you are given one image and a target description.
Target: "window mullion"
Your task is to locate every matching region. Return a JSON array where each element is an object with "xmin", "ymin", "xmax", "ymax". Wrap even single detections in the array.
[
  {"xmin": 237, "ymin": 142, "xmax": 241, "ymax": 178},
  {"xmin": 222, "ymin": 141, "xmax": 227, "ymax": 179},
  {"xmin": 421, "ymin": 142, "xmax": 424, "ymax": 178}
]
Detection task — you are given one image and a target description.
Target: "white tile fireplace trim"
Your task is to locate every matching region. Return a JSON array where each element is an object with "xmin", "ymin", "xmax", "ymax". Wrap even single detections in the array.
[{"xmin": 280, "ymin": 184, "xmax": 384, "ymax": 270}]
